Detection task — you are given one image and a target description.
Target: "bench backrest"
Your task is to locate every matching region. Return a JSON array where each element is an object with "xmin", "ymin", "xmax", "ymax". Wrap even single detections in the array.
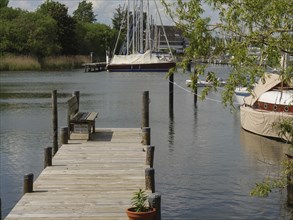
[{"xmin": 67, "ymin": 95, "xmax": 79, "ymax": 123}]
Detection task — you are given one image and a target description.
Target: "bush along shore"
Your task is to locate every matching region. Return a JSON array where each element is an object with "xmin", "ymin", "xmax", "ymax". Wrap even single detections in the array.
[{"xmin": 0, "ymin": 55, "xmax": 91, "ymax": 71}]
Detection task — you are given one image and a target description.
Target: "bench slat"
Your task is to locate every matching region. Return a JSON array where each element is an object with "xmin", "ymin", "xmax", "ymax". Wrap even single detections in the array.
[{"xmin": 87, "ymin": 112, "xmax": 99, "ymax": 121}]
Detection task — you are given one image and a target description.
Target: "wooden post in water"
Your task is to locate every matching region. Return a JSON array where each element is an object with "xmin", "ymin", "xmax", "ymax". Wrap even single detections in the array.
[
  {"xmin": 0, "ymin": 197, "xmax": 2, "ymax": 220},
  {"xmin": 142, "ymin": 91, "xmax": 149, "ymax": 128},
  {"xmin": 23, "ymin": 173, "xmax": 34, "ymax": 194},
  {"xmin": 73, "ymin": 91, "xmax": 80, "ymax": 109},
  {"xmin": 148, "ymin": 193, "xmax": 161, "ymax": 220},
  {"xmin": 169, "ymin": 73, "xmax": 174, "ymax": 117},
  {"xmin": 193, "ymin": 69, "xmax": 198, "ymax": 105},
  {"xmin": 146, "ymin": 145, "xmax": 155, "ymax": 168},
  {"xmin": 187, "ymin": 60, "xmax": 192, "ymax": 72},
  {"xmin": 145, "ymin": 168, "xmax": 155, "ymax": 193},
  {"xmin": 142, "ymin": 127, "xmax": 150, "ymax": 145},
  {"xmin": 44, "ymin": 147, "xmax": 52, "ymax": 168},
  {"xmin": 60, "ymin": 127, "xmax": 69, "ymax": 145},
  {"xmin": 52, "ymin": 90, "xmax": 58, "ymax": 155}
]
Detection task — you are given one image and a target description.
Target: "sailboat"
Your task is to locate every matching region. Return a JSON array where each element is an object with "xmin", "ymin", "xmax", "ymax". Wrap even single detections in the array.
[
  {"xmin": 240, "ymin": 73, "xmax": 293, "ymax": 141},
  {"xmin": 107, "ymin": 0, "xmax": 176, "ymax": 72}
]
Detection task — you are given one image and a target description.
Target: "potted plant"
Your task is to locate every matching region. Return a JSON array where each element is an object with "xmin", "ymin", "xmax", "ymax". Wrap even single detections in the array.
[{"xmin": 126, "ymin": 189, "xmax": 156, "ymax": 220}]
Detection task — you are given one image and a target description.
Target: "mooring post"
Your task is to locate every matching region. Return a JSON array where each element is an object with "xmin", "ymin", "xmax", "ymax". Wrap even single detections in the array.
[
  {"xmin": 23, "ymin": 173, "xmax": 34, "ymax": 194},
  {"xmin": 187, "ymin": 59, "xmax": 192, "ymax": 72},
  {"xmin": 145, "ymin": 168, "xmax": 155, "ymax": 193},
  {"xmin": 148, "ymin": 193, "xmax": 161, "ymax": 220},
  {"xmin": 146, "ymin": 145, "xmax": 155, "ymax": 168},
  {"xmin": 0, "ymin": 197, "xmax": 2, "ymax": 220},
  {"xmin": 142, "ymin": 127, "xmax": 151, "ymax": 145},
  {"xmin": 60, "ymin": 126, "xmax": 69, "ymax": 145},
  {"xmin": 44, "ymin": 147, "xmax": 52, "ymax": 168},
  {"xmin": 142, "ymin": 91, "xmax": 149, "ymax": 128},
  {"xmin": 73, "ymin": 91, "xmax": 80, "ymax": 110},
  {"xmin": 52, "ymin": 90, "xmax": 58, "ymax": 155},
  {"xmin": 169, "ymin": 73, "xmax": 174, "ymax": 117},
  {"xmin": 193, "ymin": 69, "xmax": 198, "ymax": 105}
]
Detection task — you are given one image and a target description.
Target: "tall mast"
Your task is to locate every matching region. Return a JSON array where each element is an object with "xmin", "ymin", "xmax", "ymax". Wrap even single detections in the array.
[
  {"xmin": 126, "ymin": 0, "xmax": 130, "ymax": 55},
  {"xmin": 139, "ymin": 0, "xmax": 143, "ymax": 53},
  {"xmin": 145, "ymin": 0, "xmax": 150, "ymax": 51},
  {"xmin": 132, "ymin": 0, "xmax": 135, "ymax": 54}
]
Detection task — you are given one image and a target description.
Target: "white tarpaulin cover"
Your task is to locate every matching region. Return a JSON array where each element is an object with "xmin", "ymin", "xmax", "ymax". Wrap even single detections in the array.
[{"xmin": 110, "ymin": 50, "xmax": 168, "ymax": 65}]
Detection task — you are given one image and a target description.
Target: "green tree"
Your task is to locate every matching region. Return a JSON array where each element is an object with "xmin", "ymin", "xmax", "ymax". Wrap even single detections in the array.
[
  {"xmin": 0, "ymin": 0, "xmax": 8, "ymax": 8},
  {"xmin": 112, "ymin": 4, "xmax": 126, "ymax": 30},
  {"xmin": 0, "ymin": 7, "xmax": 59, "ymax": 57},
  {"xmin": 162, "ymin": 0, "xmax": 292, "ymax": 197},
  {"xmin": 73, "ymin": 0, "xmax": 96, "ymax": 23},
  {"xmin": 38, "ymin": 0, "xmax": 76, "ymax": 55},
  {"xmin": 162, "ymin": 0, "xmax": 292, "ymax": 106},
  {"xmin": 75, "ymin": 22, "xmax": 116, "ymax": 60}
]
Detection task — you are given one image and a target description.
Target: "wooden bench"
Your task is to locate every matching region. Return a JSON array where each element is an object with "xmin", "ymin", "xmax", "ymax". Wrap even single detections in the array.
[{"xmin": 67, "ymin": 95, "xmax": 98, "ymax": 140}]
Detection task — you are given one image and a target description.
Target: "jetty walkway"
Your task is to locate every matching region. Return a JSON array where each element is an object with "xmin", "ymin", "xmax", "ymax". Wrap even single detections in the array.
[{"xmin": 5, "ymin": 128, "xmax": 151, "ymax": 220}]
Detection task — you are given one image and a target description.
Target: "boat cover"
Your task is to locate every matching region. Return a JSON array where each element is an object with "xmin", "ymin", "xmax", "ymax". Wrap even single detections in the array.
[
  {"xmin": 244, "ymin": 73, "xmax": 281, "ymax": 106},
  {"xmin": 240, "ymin": 105, "xmax": 293, "ymax": 141},
  {"xmin": 110, "ymin": 50, "xmax": 171, "ymax": 65}
]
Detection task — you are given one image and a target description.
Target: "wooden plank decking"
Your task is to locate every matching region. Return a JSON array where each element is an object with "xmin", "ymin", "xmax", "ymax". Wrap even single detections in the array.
[{"xmin": 5, "ymin": 128, "xmax": 148, "ymax": 220}]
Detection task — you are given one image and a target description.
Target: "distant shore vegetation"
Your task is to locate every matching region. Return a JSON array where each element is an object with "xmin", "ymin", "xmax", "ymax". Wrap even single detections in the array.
[
  {"xmin": 0, "ymin": 54, "xmax": 89, "ymax": 71},
  {"xmin": 0, "ymin": 0, "xmax": 121, "ymax": 71}
]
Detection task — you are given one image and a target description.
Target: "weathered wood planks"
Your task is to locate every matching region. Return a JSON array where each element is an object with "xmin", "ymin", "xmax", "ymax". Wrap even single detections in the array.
[{"xmin": 5, "ymin": 128, "xmax": 148, "ymax": 220}]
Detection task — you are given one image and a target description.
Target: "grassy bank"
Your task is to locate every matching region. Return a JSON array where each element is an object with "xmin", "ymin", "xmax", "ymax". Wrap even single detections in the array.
[{"xmin": 0, "ymin": 55, "xmax": 90, "ymax": 71}]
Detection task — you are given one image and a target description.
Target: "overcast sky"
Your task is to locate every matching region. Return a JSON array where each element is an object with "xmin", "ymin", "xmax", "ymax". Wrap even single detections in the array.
[{"xmin": 8, "ymin": 0, "xmax": 219, "ymax": 27}]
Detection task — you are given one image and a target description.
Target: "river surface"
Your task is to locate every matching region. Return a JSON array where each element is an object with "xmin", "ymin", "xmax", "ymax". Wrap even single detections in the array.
[{"xmin": 0, "ymin": 67, "xmax": 292, "ymax": 219}]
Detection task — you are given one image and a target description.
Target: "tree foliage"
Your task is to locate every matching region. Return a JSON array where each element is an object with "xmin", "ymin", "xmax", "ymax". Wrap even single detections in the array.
[
  {"xmin": 162, "ymin": 0, "xmax": 293, "ymax": 198},
  {"xmin": 38, "ymin": 0, "xmax": 77, "ymax": 55},
  {"xmin": 112, "ymin": 4, "xmax": 127, "ymax": 31},
  {"xmin": 0, "ymin": 0, "xmax": 8, "ymax": 8},
  {"xmin": 0, "ymin": 7, "xmax": 59, "ymax": 57},
  {"xmin": 162, "ymin": 0, "xmax": 292, "ymax": 107},
  {"xmin": 73, "ymin": 0, "xmax": 96, "ymax": 23}
]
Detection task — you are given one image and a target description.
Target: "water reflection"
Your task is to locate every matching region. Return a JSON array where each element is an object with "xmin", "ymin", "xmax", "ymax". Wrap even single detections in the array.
[{"xmin": 240, "ymin": 128, "xmax": 289, "ymax": 164}]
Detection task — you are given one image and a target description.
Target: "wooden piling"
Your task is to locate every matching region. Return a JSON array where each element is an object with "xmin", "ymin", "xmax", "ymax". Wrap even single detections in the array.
[
  {"xmin": 145, "ymin": 168, "xmax": 155, "ymax": 193},
  {"xmin": 0, "ymin": 197, "xmax": 2, "ymax": 220},
  {"xmin": 44, "ymin": 147, "xmax": 52, "ymax": 168},
  {"xmin": 73, "ymin": 91, "xmax": 80, "ymax": 109},
  {"xmin": 23, "ymin": 173, "xmax": 34, "ymax": 194},
  {"xmin": 60, "ymin": 126, "xmax": 69, "ymax": 145},
  {"xmin": 142, "ymin": 91, "xmax": 149, "ymax": 128},
  {"xmin": 187, "ymin": 60, "xmax": 192, "ymax": 72},
  {"xmin": 193, "ymin": 69, "xmax": 198, "ymax": 105},
  {"xmin": 142, "ymin": 127, "xmax": 151, "ymax": 145},
  {"xmin": 146, "ymin": 145, "xmax": 155, "ymax": 168},
  {"xmin": 52, "ymin": 90, "xmax": 58, "ymax": 155},
  {"xmin": 169, "ymin": 74, "xmax": 174, "ymax": 117},
  {"xmin": 148, "ymin": 193, "xmax": 161, "ymax": 220}
]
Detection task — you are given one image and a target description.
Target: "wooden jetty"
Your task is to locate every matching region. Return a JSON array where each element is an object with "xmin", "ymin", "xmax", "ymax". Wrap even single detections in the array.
[
  {"xmin": 82, "ymin": 62, "xmax": 107, "ymax": 72},
  {"xmin": 5, "ymin": 128, "xmax": 153, "ymax": 220}
]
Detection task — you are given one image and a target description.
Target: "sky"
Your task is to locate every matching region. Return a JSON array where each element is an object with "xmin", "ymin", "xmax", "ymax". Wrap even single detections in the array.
[{"xmin": 8, "ymin": 0, "xmax": 219, "ymax": 27}]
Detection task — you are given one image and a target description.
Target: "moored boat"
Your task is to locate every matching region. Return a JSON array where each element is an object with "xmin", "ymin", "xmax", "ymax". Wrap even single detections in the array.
[
  {"xmin": 107, "ymin": 0, "xmax": 176, "ymax": 72},
  {"xmin": 234, "ymin": 87, "xmax": 250, "ymax": 105},
  {"xmin": 240, "ymin": 73, "xmax": 293, "ymax": 141}
]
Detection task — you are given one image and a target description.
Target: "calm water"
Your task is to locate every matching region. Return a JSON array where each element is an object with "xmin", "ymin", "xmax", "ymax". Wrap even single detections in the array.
[{"xmin": 0, "ymin": 67, "xmax": 292, "ymax": 219}]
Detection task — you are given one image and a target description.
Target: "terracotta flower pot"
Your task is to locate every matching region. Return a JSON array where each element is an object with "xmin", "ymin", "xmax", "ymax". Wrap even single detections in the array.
[{"xmin": 126, "ymin": 207, "xmax": 156, "ymax": 220}]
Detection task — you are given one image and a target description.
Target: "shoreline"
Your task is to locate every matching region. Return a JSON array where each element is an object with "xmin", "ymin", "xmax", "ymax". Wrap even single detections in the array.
[{"xmin": 0, "ymin": 55, "xmax": 93, "ymax": 71}]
